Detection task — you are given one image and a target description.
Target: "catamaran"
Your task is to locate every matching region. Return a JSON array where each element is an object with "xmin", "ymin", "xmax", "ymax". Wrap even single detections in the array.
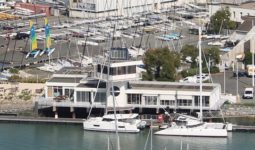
[
  {"xmin": 26, "ymin": 20, "xmax": 41, "ymax": 59},
  {"xmin": 40, "ymin": 18, "xmax": 55, "ymax": 56},
  {"xmin": 154, "ymin": 27, "xmax": 232, "ymax": 137},
  {"xmin": 83, "ymin": 113, "xmax": 146, "ymax": 133}
]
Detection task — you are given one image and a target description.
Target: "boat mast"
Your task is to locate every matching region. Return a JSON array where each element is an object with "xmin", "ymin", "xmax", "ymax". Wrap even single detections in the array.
[{"xmin": 198, "ymin": 27, "xmax": 203, "ymax": 122}]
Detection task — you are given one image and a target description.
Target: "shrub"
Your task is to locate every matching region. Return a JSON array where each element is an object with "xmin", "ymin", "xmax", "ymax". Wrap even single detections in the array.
[
  {"xmin": 9, "ymin": 68, "xmax": 19, "ymax": 74},
  {"xmin": 180, "ymin": 68, "xmax": 198, "ymax": 78}
]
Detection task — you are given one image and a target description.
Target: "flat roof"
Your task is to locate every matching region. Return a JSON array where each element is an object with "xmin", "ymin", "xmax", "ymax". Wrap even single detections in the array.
[
  {"xmin": 77, "ymin": 82, "xmax": 106, "ymax": 88},
  {"xmin": 47, "ymin": 77, "xmax": 83, "ymax": 83},
  {"xmin": 212, "ymin": 2, "xmax": 255, "ymax": 10},
  {"xmin": 55, "ymin": 67, "xmax": 93, "ymax": 75},
  {"xmin": 128, "ymin": 81, "xmax": 218, "ymax": 91},
  {"xmin": 239, "ymin": 2, "xmax": 255, "ymax": 10}
]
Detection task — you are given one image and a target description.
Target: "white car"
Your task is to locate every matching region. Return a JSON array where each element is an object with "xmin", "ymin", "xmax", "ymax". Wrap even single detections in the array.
[
  {"xmin": 243, "ymin": 88, "xmax": 254, "ymax": 99},
  {"xmin": 195, "ymin": 73, "xmax": 210, "ymax": 82},
  {"xmin": 179, "ymin": 76, "xmax": 197, "ymax": 83}
]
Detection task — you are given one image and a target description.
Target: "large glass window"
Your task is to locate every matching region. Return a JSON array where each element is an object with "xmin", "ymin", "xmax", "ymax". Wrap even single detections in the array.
[
  {"xmin": 53, "ymin": 86, "xmax": 62, "ymax": 97},
  {"xmin": 145, "ymin": 96, "xmax": 157, "ymax": 105},
  {"xmin": 127, "ymin": 94, "xmax": 141, "ymax": 104},
  {"xmin": 64, "ymin": 88, "xmax": 74, "ymax": 101},
  {"xmin": 127, "ymin": 66, "xmax": 136, "ymax": 74},
  {"xmin": 97, "ymin": 64, "xmax": 101, "ymax": 72},
  {"xmin": 110, "ymin": 67, "xmax": 117, "ymax": 75},
  {"xmin": 94, "ymin": 92, "xmax": 106, "ymax": 103},
  {"xmin": 160, "ymin": 100, "xmax": 175, "ymax": 106},
  {"xmin": 47, "ymin": 86, "xmax": 53, "ymax": 97},
  {"xmin": 194, "ymin": 96, "xmax": 210, "ymax": 107},
  {"xmin": 111, "ymin": 49, "xmax": 127, "ymax": 60},
  {"xmin": 76, "ymin": 91, "xmax": 91, "ymax": 102},
  {"xmin": 177, "ymin": 99, "xmax": 192, "ymax": 106}
]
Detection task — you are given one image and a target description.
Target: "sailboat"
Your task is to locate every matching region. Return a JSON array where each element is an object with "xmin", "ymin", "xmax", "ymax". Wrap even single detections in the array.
[
  {"xmin": 26, "ymin": 20, "xmax": 41, "ymax": 59},
  {"xmin": 82, "ymin": 51, "xmax": 146, "ymax": 133},
  {"xmin": 154, "ymin": 27, "xmax": 232, "ymax": 137},
  {"xmin": 40, "ymin": 18, "xmax": 56, "ymax": 56}
]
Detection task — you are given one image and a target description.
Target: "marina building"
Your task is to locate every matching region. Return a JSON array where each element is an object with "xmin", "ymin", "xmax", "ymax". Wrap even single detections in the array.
[
  {"xmin": 209, "ymin": 0, "xmax": 255, "ymax": 22},
  {"xmin": 68, "ymin": 0, "xmax": 207, "ymax": 18},
  {"xmin": 38, "ymin": 48, "xmax": 224, "ymax": 118}
]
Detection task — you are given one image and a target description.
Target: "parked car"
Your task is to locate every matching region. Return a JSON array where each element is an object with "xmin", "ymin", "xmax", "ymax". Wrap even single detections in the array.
[
  {"xmin": 2, "ymin": 26, "xmax": 14, "ymax": 30},
  {"xmin": 233, "ymin": 71, "xmax": 246, "ymax": 77},
  {"xmin": 243, "ymin": 88, "xmax": 254, "ymax": 99},
  {"xmin": 14, "ymin": 32, "xmax": 30, "ymax": 40},
  {"xmin": 195, "ymin": 73, "xmax": 210, "ymax": 82}
]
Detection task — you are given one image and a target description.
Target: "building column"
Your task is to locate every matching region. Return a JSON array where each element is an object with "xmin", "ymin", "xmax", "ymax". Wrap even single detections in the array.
[
  {"xmin": 70, "ymin": 107, "xmax": 76, "ymax": 119},
  {"xmin": 53, "ymin": 106, "xmax": 58, "ymax": 119},
  {"xmin": 118, "ymin": 0, "xmax": 123, "ymax": 16},
  {"xmin": 156, "ymin": 94, "xmax": 160, "ymax": 114},
  {"xmin": 73, "ymin": 91, "xmax": 77, "ymax": 103}
]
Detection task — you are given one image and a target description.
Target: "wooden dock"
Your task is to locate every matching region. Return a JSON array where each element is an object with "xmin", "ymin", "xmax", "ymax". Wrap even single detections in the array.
[
  {"xmin": 0, "ymin": 116, "xmax": 83, "ymax": 125},
  {"xmin": 1, "ymin": 117, "xmax": 255, "ymax": 132},
  {"xmin": 232, "ymin": 125, "xmax": 255, "ymax": 131}
]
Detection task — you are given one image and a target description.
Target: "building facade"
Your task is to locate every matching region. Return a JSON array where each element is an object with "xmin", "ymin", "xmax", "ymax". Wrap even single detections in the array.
[
  {"xmin": 39, "ymin": 48, "xmax": 224, "ymax": 118},
  {"xmin": 209, "ymin": 1, "xmax": 255, "ymax": 22},
  {"xmin": 68, "ymin": 0, "xmax": 207, "ymax": 18}
]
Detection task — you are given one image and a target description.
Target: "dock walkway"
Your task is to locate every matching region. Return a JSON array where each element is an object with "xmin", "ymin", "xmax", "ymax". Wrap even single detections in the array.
[
  {"xmin": 1, "ymin": 116, "xmax": 255, "ymax": 132},
  {"xmin": 0, "ymin": 116, "xmax": 83, "ymax": 125}
]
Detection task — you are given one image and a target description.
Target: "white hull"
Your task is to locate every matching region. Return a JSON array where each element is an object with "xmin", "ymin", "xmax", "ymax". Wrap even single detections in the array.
[
  {"xmin": 155, "ymin": 123, "xmax": 228, "ymax": 137},
  {"xmin": 83, "ymin": 118, "xmax": 140, "ymax": 133},
  {"xmin": 83, "ymin": 114, "xmax": 146, "ymax": 133},
  {"xmin": 39, "ymin": 48, "xmax": 56, "ymax": 56},
  {"xmin": 25, "ymin": 50, "xmax": 40, "ymax": 59}
]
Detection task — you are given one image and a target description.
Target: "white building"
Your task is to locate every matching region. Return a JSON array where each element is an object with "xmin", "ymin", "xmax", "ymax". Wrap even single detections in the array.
[
  {"xmin": 68, "ymin": 0, "xmax": 208, "ymax": 18},
  {"xmin": 209, "ymin": 0, "xmax": 255, "ymax": 22},
  {"xmin": 39, "ymin": 48, "xmax": 224, "ymax": 117}
]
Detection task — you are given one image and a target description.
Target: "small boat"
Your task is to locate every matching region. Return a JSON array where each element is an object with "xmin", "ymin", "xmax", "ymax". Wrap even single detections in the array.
[
  {"xmin": 26, "ymin": 49, "xmax": 41, "ymax": 59},
  {"xmin": 40, "ymin": 48, "xmax": 56, "ymax": 56},
  {"xmin": 154, "ymin": 114, "xmax": 231, "ymax": 137},
  {"xmin": 40, "ymin": 18, "xmax": 56, "ymax": 56},
  {"xmin": 26, "ymin": 20, "xmax": 41, "ymax": 59},
  {"xmin": 83, "ymin": 113, "xmax": 146, "ymax": 133}
]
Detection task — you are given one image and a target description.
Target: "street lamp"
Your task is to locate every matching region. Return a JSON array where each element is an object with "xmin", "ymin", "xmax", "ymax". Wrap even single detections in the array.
[
  {"xmin": 236, "ymin": 59, "xmax": 239, "ymax": 96},
  {"xmin": 224, "ymin": 62, "xmax": 226, "ymax": 94}
]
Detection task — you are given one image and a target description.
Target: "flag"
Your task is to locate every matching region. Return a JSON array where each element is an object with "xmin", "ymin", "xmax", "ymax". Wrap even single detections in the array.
[
  {"xmin": 45, "ymin": 18, "xmax": 51, "ymax": 49},
  {"xmin": 29, "ymin": 20, "xmax": 37, "ymax": 50}
]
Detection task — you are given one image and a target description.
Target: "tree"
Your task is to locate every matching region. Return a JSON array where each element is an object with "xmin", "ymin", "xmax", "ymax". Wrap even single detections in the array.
[
  {"xmin": 203, "ymin": 47, "xmax": 220, "ymax": 66},
  {"xmin": 210, "ymin": 8, "xmax": 237, "ymax": 34},
  {"xmin": 243, "ymin": 51, "xmax": 253, "ymax": 65},
  {"xmin": 180, "ymin": 44, "xmax": 198, "ymax": 68},
  {"xmin": 143, "ymin": 47, "xmax": 180, "ymax": 81}
]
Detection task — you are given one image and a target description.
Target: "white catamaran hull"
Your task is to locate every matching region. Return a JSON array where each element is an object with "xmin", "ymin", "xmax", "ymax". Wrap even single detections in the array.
[
  {"xmin": 155, "ymin": 128, "xmax": 227, "ymax": 137},
  {"xmin": 26, "ymin": 50, "xmax": 40, "ymax": 59},
  {"xmin": 155, "ymin": 123, "xmax": 228, "ymax": 137},
  {"xmin": 83, "ymin": 119, "xmax": 140, "ymax": 133},
  {"xmin": 39, "ymin": 48, "xmax": 56, "ymax": 56}
]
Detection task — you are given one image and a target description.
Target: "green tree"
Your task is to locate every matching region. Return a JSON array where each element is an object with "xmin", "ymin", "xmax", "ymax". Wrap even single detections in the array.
[
  {"xmin": 204, "ymin": 47, "xmax": 220, "ymax": 66},
  {"xmin": 143, "ymin": 47, "xmax": 180, "ymax": 81},
  {"xmin": 210, "ymin": 8, "xmax": 237, "ymax": 34},
  {"xmin": 9, "ymin": 68, "xmax": 19, "ymax": 74},
  {"xmin": 180, "ymin": 44, "xmax": 198, "ymax": 68},
  {"xmin": 243, "ymin": 51, "xmax": 253, "ymax": 65}
]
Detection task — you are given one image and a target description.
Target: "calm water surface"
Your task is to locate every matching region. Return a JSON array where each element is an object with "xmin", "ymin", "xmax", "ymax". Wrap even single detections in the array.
[{"xmin": 0, "ymin": 123, "xmax": 255, "ymax": 150}]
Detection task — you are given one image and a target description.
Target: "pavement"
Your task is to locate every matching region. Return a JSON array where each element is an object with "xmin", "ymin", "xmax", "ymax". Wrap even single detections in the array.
[{"xmin": 211, "ymin": 69, "xmax": 255, "ymax": 102}]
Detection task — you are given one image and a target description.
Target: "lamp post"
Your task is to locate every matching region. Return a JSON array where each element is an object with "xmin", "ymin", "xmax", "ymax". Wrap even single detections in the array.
[
  {"xmin": 224, "ymin": 62, "xmax": 226, "ymax": 94},
  {"xmin": 236, "ymin": 60, "xmax": 239, "ymax": 98}
]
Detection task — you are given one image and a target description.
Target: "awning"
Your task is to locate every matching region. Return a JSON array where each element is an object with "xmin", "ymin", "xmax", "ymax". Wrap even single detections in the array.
[
  {"xmin": 177, "ymin": 95, "xmax": 193, "ymax": 100},
  {"xmin": 159, "ymin": 95, "xmax": 176, "ymax": 100}
]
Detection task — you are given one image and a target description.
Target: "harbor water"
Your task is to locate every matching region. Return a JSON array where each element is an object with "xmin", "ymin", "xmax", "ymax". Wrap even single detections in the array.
[{"xmin": 0, "ymin": 122, "xmax": 255, "ymax": 150}]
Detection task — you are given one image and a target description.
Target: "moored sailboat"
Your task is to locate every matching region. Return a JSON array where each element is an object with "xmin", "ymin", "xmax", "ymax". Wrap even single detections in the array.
[
  {"xmin": 40, "ymin": 18, "xmax": 55, "ymax": 56},
  {"xmin": 154, "ymin": 27, "xmax": 231, "ymax": 137},
  {"xmin": 26, "ymin": 20, "xmax": 41, "ymax": 59}
]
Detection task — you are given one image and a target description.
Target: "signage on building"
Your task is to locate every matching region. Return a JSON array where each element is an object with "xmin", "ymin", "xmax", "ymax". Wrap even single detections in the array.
[{"xmin": 74, "ymin": 3, "xmax": 96, "ymax": 11}]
